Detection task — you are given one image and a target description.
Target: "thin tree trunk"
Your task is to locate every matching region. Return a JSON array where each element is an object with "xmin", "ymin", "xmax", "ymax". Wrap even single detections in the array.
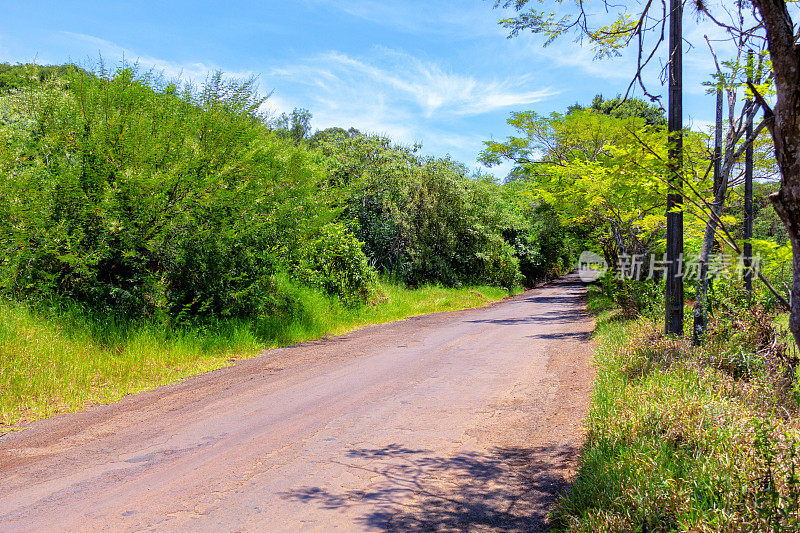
[
  {"xmin": 744, "ymin": 50, "xmax": 754, "ymax": 295},
  {"xmin": 665, "ymin": 0, "xmax": 684, "ymax": 335},
  {"xmin": 693, "ymin": 87, "xmax": 724, "ymax": 345}
]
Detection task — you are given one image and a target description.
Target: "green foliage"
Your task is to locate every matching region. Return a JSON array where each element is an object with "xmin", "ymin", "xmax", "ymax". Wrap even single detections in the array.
[
  {"xmin": 568, "ymin": 94, "xmax": 667, "ymax": 127},
  {"xmin": 318, "ymin": 131, "xmax": 550, "ymax": 289},
  {"xmin": 0, "ymin": 64, "xmax": 375, "ymax": 319},
  {"xmin": 273, "ymin": 107, "xmax": 313, "ymax": 145},
  {"xmin": 501, "ymin": 184, "xmax": 583, "ymax": 285},
  {"xmin": 727, "ymin": 181, "xmax": 788, "ymax": 244},
  {"xmin": 480, "ymin": 108, "xmax": 674, "ymax": 267},
  {"xmin": 0, "ymin": 63, "xmax": 79, "ymax": 94},
  {"xmin": 292, "ymin": 223, "xmax": 377, "ymax": 306},
  {"xmin": 0, "ymin": 60, "xmax": 554, "ymax": 326},
  {"xmin": 613, "ymin": 278, "xmax": 662, "ymax": 320}
]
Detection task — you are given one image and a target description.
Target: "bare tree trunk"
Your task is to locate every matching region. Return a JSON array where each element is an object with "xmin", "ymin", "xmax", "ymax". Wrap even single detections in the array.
[
  {"xmin": 744, "ymin": 50, "xmax": 754, "ymax": 295},
  {"xmin": 693, "ymin": 88, "xmax": 724, "ymax": 345},
  {"xmin": 665, "ymin": 0, "xmax": 684, "ymax": 335},
  {"xmin": 752, "ymin": 0, "xmax": 800, "ymax": 350}
]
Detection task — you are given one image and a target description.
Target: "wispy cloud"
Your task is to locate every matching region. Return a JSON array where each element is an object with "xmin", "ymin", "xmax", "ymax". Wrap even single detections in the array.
[
  {"xmin": 268, "ymin": 48, "xmax": 557, "ymax": 119},
  {"xmin": 59, "ymin": 32, "xmax": 255, "ymax": 84},
  {"xmin": 687, "ymin": 117, "xmax": 715, "ymax": 134},
  {"xmin": 533, "ymin": 41, "xmax": 639, "ymax": 82}
]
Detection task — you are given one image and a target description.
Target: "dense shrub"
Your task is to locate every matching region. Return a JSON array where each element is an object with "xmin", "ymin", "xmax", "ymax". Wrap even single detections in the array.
[
  {"xmin": 291, "ymin": 223, "xmax": 377, "ymax": 306},
  {"xmin": 0, "ymin": 62, "xmax": 578, "ymax": 323},
  {"xmin": 0, "ymin": 65, "xmax": 375, "ymax": 319},
  {"xmin": 614, "ymin": 278, "xmax": 662, "ymax": 319},
  {"xmin": 503, "ymin": 198, "xmax": 580, "ymax": 286},
  {"xmin": 317, "ymin": 130, "xmax": 568, "ymax": 289}
]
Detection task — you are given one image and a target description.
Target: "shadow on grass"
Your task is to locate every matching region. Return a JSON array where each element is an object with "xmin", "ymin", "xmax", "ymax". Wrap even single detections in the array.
[{"xmin": 280, "ymin": 443, "xmax": 577, "ymax": 532}]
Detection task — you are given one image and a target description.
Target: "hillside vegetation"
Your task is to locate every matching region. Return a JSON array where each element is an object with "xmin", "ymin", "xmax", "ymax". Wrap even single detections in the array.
[{"xmin": 552, "ymin": 283, "xmax": 800, "ymax": 530}]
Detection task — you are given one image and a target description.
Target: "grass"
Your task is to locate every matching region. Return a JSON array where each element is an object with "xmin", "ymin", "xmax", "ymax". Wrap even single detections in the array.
[
  {"xmin": 551, "ymin": 285, "xmax": 800, "ymax": 531},
  {"xmin": 0, "ymin": 279, "xmax": 518, "ymax": 429}
]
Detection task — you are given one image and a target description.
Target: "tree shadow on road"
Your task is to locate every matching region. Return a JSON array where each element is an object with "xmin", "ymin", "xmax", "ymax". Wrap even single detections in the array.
[
  {"xmin": 526, "ymin": 331, "xmax": 593, "ymax": 341},
  {"xmin": 280, "ymin": 443, "xmax": 577, "ymax": 532},
  {"xmin": 467, "ymin": 308, "xmax": 589, "ymax": 326}
]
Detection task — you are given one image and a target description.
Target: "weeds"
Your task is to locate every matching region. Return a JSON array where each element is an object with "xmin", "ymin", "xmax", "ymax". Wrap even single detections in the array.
[
  {"xmin": 749, "ymin": 420, "xmax": 800, "ymax": 531},
  {"xmin": 553, "ymin": 284, "xmax": 800, "ymax": 531}
]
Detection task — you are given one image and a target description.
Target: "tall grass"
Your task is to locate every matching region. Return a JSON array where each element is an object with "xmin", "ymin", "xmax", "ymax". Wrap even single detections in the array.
[
  {"xmin": 0, "ymin": 279, "xmax": 515, "ymax": 428},
  {"xmin": 552, "ymin": 285, "xmax": 800, "ymax": 531}
]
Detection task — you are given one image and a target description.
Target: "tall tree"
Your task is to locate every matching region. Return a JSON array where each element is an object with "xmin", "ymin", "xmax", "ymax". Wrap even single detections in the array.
[
  {"xmin": 711, "ymin": 1, "xmax": 800, "ymax": 347},
  {"xmin": 569, "ymin": 94, "xmax": 667, "ymax": 126},
  {"xmin": 744, "ymin": 50, "xmax": 755, "ymax": 295},
  {"xmin": 480, "ymin": 109, "xmax": 672, "ymax": 269},
  {"xmin": 665, "ymin": 0, "xmax": 684, "ymax": 335},
  {"xmin": 693, "ymin": 87, "xmax": 724, "ymax": 346}
]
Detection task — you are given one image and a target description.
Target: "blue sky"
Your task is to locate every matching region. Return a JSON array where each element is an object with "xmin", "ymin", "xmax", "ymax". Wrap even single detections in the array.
[{"xmin": 0, "ymin": 0, "xmax": 729, "ymax": 179}]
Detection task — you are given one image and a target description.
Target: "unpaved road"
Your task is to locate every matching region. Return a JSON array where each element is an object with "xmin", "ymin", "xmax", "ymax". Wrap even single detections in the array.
[{"xmin": 0, "ymin": 274, "xmax": 594, "ymax": 532}]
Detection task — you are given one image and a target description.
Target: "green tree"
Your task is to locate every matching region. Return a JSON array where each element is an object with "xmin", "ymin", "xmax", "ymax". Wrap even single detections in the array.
[
  {"xmin": 273, "ymin": 107, "xmax": 313, "ymax": 145},
  {"xmin": 318, "ymin": 132, "xmax": 523, "ymax": 288},
  {"xmin": 491, "ymin": 0, "xmax": 800, "ymax": 357},
  {"xmin": 481, "ymin": 109, "xmax": 673, "ymax": 269}
]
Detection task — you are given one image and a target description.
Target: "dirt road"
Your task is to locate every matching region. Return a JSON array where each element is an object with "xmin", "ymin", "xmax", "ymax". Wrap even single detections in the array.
[{"xmin": 0, "ymin": 274, "xmax": 594, "ymax": 532}]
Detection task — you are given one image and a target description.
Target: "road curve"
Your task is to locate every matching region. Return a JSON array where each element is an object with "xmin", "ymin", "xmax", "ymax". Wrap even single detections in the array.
[{"xmin": 0, "ymin": 274, "xmax": 594, "ymax": 532}]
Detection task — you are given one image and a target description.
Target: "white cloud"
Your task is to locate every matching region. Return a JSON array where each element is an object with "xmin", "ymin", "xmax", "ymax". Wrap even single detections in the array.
[
  {"xmin": 687, "ymin": 117, "xmax": 715, "ymax": 134},
  {"xmin": 481, "ymin": 159, "xmax": 517, "ymax": 182},
  {"xmin": 532, "ymin": 40, "xmax": 637, "ymax": 81},
  {"xmin": 262, "ymin": 47, "xmax": 559, "ymax": 165},
  {"xmin": 59, "ymin": 32, "xmax": 255, "ymax": 84},
  {"xmin": 269, "ymin": 48, "xmax": 558, "ymax": 120},
  {"xmin": 260, "ymin": 92, "xmax": 294, "ymax": 119}
]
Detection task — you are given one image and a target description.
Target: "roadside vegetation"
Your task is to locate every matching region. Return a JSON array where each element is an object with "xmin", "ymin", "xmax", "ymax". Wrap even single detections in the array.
[
  {"xmin": 0, "ymin": 280, "xmax": 513, "ymax": 427},
  {"xmin": 6, "ymin": 0, "xmax": 800, "ymax": 527},
  {"xmin": 0, "ymin": 62, "xmax": 567, "ymax": 427},
  {"xmin": 551, "ymin": 278, "xmax": 800, "ymax": 530}
]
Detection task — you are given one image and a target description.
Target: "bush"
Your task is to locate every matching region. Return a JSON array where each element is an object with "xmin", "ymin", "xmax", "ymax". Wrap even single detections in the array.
[
  {"xmin": 596, "ymin": 273, "xmax": 662, "ymax": 319},
  {"xmin": 613, "ymin": 278, "xmax": 662, "ymax": 319},
  {"xmin": 318, "ymin": 131, "xmax": 560, "ymax": 290},
  {"xmin": 703, "ymin": 283, "xmax": 793, "ymax": 381},
  {"xmin": 292, "ymin": 223, "xmax": 377, "ymax": 306},
  {"xmin": 506, "ymin": 202, "xmax": 579, "ymax": 286},
  {"xmin": 0, "ymin": 64, "xmax": 348, "ymax": 320}
]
